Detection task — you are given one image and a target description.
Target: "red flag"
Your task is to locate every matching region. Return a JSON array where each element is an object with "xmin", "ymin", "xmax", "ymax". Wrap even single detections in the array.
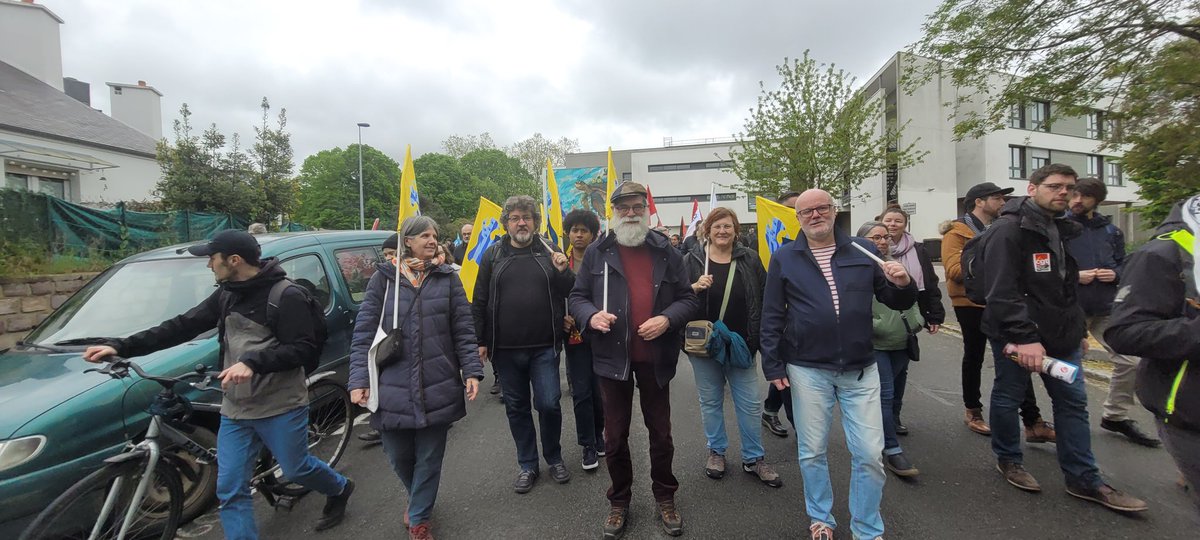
[
  {"xmin": 371, "ymin": 218, "xmax": 380, "ymax": 231},
  {"xmin": 679, "ymin": 214, "xmax": 685, "ymax": 237},
  {"xmin": 646, "ymin": 186, "xmax": 661, "ymax": 227},
  {"xmin": 684, "ymin": 198, "xmax": 703, "ymax": 238}
]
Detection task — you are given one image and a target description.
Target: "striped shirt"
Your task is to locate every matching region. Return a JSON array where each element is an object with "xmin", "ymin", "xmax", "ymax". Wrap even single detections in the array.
[{"xmin": 811, "ymin": 244, "xmax": 839, "ymax": 315}]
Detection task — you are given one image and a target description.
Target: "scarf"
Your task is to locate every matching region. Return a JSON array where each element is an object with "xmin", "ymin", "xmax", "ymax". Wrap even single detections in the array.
[
  {"xmin": 398, "ymin": 253, "xmax": 445, "ymax": 287},
  {"xmin": 890, "ymin": 232, "xmax": 926, "ymax": 291},
  {"xmin": 962, "ymin": 212, "xmax": 985, "ymax": 235},
  {"xmin": 1182, "ymin": 195, "xmax": 1200, "ymax": 292}
]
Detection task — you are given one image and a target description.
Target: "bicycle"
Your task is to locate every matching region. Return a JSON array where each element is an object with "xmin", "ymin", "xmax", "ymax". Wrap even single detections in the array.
[{"xmin": 18, "ymin": 358, "xmax": 355, "ymax": 540}]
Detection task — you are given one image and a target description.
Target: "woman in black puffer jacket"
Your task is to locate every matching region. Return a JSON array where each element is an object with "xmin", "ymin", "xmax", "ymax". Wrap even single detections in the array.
[{"xmin": 348, "ymin": 216, "xmax": 484, "ymax": 539}]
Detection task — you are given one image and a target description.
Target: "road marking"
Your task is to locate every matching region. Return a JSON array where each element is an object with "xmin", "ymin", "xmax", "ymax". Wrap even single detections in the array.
[{"xmin": 910, "ymin": 383, "xmax": 957, "ymax": 407}]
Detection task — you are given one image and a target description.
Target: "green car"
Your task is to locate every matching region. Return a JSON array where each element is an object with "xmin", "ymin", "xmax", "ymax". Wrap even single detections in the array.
[{"xmin": 0, "ymin": 230, "xmax": 393, "ymax": 537}]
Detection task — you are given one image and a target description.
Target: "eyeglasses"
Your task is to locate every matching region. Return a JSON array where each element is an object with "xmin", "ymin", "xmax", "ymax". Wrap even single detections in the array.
[
  {"xmin": 1040, "ymin": 183, "xmax": 1077, "ymax": 193},
  {"xmin": 866, "ymin": 235, "xmax": 888, "ymax": 242},
  {"xmin": 613, "ymin": 204, "xmax": 647, "ymax": 214},
  {"xmin": 798, "ymin": 204, "xmax": 835, "ymax": 218},
  {"xmin": 506, "ymin": 215, "xmax": 534, "ymax": 224}
]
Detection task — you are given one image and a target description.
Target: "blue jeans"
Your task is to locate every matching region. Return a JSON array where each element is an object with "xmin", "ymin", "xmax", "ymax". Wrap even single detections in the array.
[
  {"xmin": 874, "ymin": 349, "xmax": 910, "ymax": 455},
  {"xmin": 689, "ymin": 354, "xmax": 765, "ymax": 462},
  {"xmin": 787, "ymin": 364, "xmax": 886, "ymax": 540},
  {"xmin": 493, "ymin": 346, "xmax": 564, "ymax": 470},
  {"xmin": 989, "ymin": 342, "xmax": 1102, "ymax": 489},
  {"xmin": 217, "ymin": 406, "xmax": 347, "ymax": 540},
  {"xmin": 566, "ymin": 343, "xmax": 605, "ymax": 449},
  {"xmin": 380, "ymin": 424, "xmax": 451, "ymax": 526}
]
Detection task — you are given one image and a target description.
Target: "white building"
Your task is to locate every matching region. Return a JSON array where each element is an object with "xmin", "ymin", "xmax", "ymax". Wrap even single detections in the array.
[
  {"xmin": 0, "ymin": 0, "xmax": 163, "ymax": 204},
  {"xmin": 566, "ymin": 51, "xmax": 1142, "ymax": 244}
]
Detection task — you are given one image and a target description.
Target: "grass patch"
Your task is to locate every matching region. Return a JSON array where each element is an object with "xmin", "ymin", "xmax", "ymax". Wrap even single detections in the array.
[{"xmin": 0, "ymin": 240, "xmax": 116, "ymax": 277}]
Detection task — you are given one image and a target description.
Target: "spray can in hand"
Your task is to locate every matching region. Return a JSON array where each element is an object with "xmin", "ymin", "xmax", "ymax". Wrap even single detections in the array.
[{"xmin": 1004, "ymin": 344, "xmax": 1079, "ymax": 384}]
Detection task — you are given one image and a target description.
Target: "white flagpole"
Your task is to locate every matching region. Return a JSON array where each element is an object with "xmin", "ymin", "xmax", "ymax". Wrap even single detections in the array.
[
  {"xmin": 392, "ymin": 255, "xmax": 401, "ymax": 330},
  {"xmin": 704, "ymin": 241, "xmax": 710, "ymax": 275},
  {"xmin": 603, "ymin": 261, "xmax": 609, "ymax": 313}
]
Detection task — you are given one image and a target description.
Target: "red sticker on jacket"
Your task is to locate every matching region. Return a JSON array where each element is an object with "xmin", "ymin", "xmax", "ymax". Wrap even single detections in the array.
[{"xmin": 1032, "ymin": 253, "xmax": 1051, "ymax": 272}]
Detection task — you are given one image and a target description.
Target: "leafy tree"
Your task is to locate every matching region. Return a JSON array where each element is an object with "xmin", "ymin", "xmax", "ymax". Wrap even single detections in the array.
[
  {"xmin": 507, "ymin": 133, "xmax": 581, "ymax": 178},
  {"xmin": 911, "ymin": 0, "xmax": 1200, "ymax": 139},
  {"xmin": 460, "ymin": 149, "xmax": 539, "ymax": 203},
  {"xmin": 250, "ymin": 98, "xmax": 297, "ymax": 224},
  {"xmin": 441, "ymin": 132, "xmax": 497, "ymax": 159},
  {"xmin": 293, "ymin": 145, "xmax": 400, "ymax": 230},
  {"xmin": 1118, "ymin": 36, "xmax": 1200, "ymax": 225},
  {"xmin": 411, "ymin": 153, "xmax": 478, "ymax": 228},
  {"xmin": 729, "ymin": 51, "xmax": 926, "ymax": 198},
  {"xmin": 155, "ymin": 105, "xmax": 257, "ymax": 217}
]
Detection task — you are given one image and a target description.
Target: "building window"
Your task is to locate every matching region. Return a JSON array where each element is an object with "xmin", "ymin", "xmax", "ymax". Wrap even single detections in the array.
[
  {"xmin": 5, "ymin": 172, "xmax": 30, "ymax": 190},
  {"xmin": 1030, "ymin": 148, "xmax": 1050, "ymax": 170},
  {"xmin": 653, "ymin": 193, "xmax": 738, "ymax": 204},
  {"xmin": 1105, "ymin": 161, "xmax": 1123, "ymax": 186},
  {"xmin": 1028, "ymin": 101, "xmax": 1050, "ymax": 132},
  {"xmin": 36, "ymin": 178, "xmax": 68, "ymax": 200},
  {"xmin": 1086, "ymin": 111, "xmax": 1103, "ymax": 139},
  {"xmin": 1087, "ymin": 155, "xmax": 1103, "ymax": 177},
  {"xmin": 1009, "ymin": 146, "xmax": 1026, "ymax": 179},
  {"xmin": 1106, "ymin": 117, "xmax": 1120, "ymax": 142},
  {"xmin": 647, "ymin": 160, "xmax": 733, "ymax": 172},
  {"xmin": 621, "ymin": 172, "xmax": 632, "ymax": 181},
  {"xmin": 1008, "ymin": 104, "xmax": 1025, "ymax": 129}
]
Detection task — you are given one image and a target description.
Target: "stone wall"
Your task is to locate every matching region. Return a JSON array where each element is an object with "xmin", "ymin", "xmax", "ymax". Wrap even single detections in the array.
[{"xmin": 0, "ymin": 273, "xmax": 98, "ymax": 349}]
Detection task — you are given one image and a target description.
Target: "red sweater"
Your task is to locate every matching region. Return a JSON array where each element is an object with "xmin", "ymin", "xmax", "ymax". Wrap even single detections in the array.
[{"xmin": 619, "ymin": 244, "xmax": 655, "ymax": 363}]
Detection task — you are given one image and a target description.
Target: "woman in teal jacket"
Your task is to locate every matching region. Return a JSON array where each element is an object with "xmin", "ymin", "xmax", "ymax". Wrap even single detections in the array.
[{"xmin": 858, "ymin": 221, "xmax": 924, "ymax": 479}]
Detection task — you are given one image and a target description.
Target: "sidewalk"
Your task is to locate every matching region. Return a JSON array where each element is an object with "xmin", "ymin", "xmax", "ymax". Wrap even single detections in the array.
[{"xmin": 938, "ymin": 321, "xmax": 1116, "ymax": 384}]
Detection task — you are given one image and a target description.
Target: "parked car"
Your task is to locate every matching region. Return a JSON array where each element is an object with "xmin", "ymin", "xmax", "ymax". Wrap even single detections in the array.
[{"xmin": 0, "ymin": 230, "xmax": 392, "ymax": 537}]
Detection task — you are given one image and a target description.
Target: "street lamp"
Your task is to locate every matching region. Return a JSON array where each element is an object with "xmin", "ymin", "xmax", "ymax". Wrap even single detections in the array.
[{"xmin": 357, "ymin": 122, "xmax": 370, "ymax": 230}]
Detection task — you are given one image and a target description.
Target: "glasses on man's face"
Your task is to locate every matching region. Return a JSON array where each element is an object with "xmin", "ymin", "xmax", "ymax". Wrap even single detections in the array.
[
  {"xmin": 798, "ymin": 204, "xmax": 834, "ymax": 218},
  {"xmin": 507, "ymin": 215, "xmax": 533, "ymax": 224},
  {"xmin": 1040, "ymin": 183, "xmax": 1077, "ymax": 193},
  {"xmin": 614, "ymin": 204, "xmax": 647, "ymax": 214}
]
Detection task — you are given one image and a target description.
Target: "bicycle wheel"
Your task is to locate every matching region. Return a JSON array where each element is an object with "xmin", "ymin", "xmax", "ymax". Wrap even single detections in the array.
[
  {"xmin": 273, "ymin": 378, "xmax": 353, "ymax": 497},
  {"xmin": 20, "ymin": 458, "xmax": 183, "ymax": 540}
]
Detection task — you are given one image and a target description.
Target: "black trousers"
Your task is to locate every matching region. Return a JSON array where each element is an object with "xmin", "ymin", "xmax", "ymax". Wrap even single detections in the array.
[{"xmin": 955, "ymin": 306, "xmax": 1042, "ymax": 426}]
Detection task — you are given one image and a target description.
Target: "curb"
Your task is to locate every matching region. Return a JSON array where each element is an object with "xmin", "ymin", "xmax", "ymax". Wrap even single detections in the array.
[{"xmin": 935, "ymin": 323, "xmax": 1114, "ymax": 385}]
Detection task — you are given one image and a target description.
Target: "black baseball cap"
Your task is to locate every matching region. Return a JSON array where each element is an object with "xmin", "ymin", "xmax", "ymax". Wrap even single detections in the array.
[
  {"xmin": 963, "ymin": 182, "xmax": 1015, "ymax": 210},
  {"xmin": 187, "ymin": 230, "xmax": 261, "ymax": 263}
]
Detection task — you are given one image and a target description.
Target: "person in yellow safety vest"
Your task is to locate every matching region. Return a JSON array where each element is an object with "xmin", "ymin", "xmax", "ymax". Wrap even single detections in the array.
[{"xmin": 1105, "ymin": 195, "xmax": 1200, "ymax": 516}]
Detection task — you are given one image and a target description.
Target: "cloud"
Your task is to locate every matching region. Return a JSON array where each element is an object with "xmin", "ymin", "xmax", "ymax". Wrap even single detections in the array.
[{"xmin": 48, "ymin": 0, "xmax": 941, "ymax": 167}]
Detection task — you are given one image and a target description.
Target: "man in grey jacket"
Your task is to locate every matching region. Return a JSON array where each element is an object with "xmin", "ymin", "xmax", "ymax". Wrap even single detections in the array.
[{"xmin": 83, "ymin": 230, "xmax": 353, "ymax": 539}]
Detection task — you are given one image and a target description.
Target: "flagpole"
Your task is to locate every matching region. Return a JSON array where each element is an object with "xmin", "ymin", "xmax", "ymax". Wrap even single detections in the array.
[
  {"xmin": 704, "ymin": 241, "xmax": 710, "ymax": 275},
  {"xmin": 393, "ymin": 248, "xmax": 402, "ymax": 331},
  {"xmin": 603, "ymin": 261, "xmax": 609, "ymax": 313}
]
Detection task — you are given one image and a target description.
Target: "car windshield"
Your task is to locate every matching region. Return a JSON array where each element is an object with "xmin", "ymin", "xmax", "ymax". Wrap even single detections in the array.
[{"xmin": 24, "ymin": 258, "xmax": 217, "ymax": 345}]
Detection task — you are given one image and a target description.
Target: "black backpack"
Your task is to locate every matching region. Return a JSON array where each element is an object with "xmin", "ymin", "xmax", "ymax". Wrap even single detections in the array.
[
  {"xmin": 218, "ymin": 279, "xmax": 328, "ymax": 375},
  {"xmin": 961, "ymin": 216, "xmax": 1012, "ymax": 306}
]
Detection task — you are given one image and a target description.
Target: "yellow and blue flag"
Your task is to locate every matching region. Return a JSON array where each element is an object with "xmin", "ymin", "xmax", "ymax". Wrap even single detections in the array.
[
  {"xmin": 459, "ymin": 197, "xmax": 504, "ymax": 302},
  {"xmin": 756, "ymin": 196, "xmax": 801, "ymax": 269},
  {"xmin": 397, "ymin": 144, "xmax": 420, "ymax": 225},
  {"xmin": 544, "ymin": 159, "xmax": 566, "ymax": 251}
]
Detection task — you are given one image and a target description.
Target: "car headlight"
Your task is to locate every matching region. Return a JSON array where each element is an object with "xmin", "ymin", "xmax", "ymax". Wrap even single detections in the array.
[{"xmin": 0, "ymin": 435, "xmax": 47, "ymax": 472}]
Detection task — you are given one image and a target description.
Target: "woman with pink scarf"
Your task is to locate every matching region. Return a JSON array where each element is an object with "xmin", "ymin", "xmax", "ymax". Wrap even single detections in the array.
[{"xmin": 879, "ymin": 206, "xmax": 945, "ymax": 435}]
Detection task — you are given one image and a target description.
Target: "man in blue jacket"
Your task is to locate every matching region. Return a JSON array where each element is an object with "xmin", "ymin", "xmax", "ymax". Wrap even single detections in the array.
[
  {"xmin": 1065, "ymin": 177, "xmax": 1159, "ymax": 447},
  {"xmin": 760, "ymin": 189, "xmax": 916, "ymax": 540}
]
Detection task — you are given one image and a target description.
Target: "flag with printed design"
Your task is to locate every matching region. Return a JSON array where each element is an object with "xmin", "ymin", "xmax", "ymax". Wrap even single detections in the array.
[
  {"xmin": 544, "ymin": 159, "xmax": 566, "ymax": 250},
  {"xmin": 684, "ymin": 198, "xmax": 703, "ymax": 239},
  {"xmin": 646, "ymin": 186, "xmax": 663, "ymax": 227},
  {"xmin": 756, "ymin": 196, "xmax": 801, "ymax": 269},
  {"xmin": 459, "ymin": 197, "xmax": 504, "ymax": 302},
  {"xmin": 397, "ymin": 145, "xmax": 421, "ymax": 226},
  {"xmin": 604, "ymin": 147, "xmax": 616, "ymax": 224}
]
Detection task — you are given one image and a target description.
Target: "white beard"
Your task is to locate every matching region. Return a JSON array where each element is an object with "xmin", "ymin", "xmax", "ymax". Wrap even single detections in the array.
[{"xmin": 614, "ymin": 215, "xmax": 649, "ymax": 247}]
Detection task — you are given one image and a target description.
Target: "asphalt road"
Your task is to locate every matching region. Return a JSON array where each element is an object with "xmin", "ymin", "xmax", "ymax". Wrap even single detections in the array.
[{"xmin": 174, "ymin": 326, "xmax": 1198, "ymax": 540}]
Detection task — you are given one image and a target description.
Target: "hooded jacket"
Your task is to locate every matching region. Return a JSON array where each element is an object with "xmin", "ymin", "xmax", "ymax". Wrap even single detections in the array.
[
  {"xmin": 980, "ymin": 197, "xmax": 1087, "ymax": 358},
  {"xmin": 759, "ymin": 229, "xmax": 917, "ymax": 380},
  {"xmin": 349, "ymin": 261, "xmax": 484, "ymax": 430},
  {"xmin": 111, "ymin": 258, "xmax": 320, "ymax": 419},
  {"xmin": 1065, "ymin": 211, "xmax": 1126, "ymax": 316},
  {"xmin": 684, "ymin": 242, "xmax": 766, "ymax": 355},
  {"xmin": 1104, "ymin": 202, "xmax": 1200, "ymax": 433},
  {"xmin": 471, "ymin": 235, "xmax": 575, "ymax": 351},
  {"xmin": 940, "ymin": 216, "xmax": 984, "ymax": 308},
  {"xmin": 568, "ymin": 230, "xmax": 700, "ymax": 387}
]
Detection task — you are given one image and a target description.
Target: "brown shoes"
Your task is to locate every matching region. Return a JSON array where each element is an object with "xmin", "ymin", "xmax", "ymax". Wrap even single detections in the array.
[
  {"xmin": 1066, "ymin": 483, "xmax": 1149, "ymax": 512},
  {"xmin": 704, "ymin": 450, "xmax": 726, "ymax": 479},
  {"xmin": 965, "ymin": 408, "xmax": 991, "ymax": 435},
  {"xmin": 1025, "ymin": 418, "xmax": 1057, "ymax": 443},
  {"xmin": 408, "ymin": 523, "xmax": 433, "ymax": 540},
  {"xmin": 602, "ymin": 506, "xmax": 628, "ymax": 539},
  {"xmin": 743, "ymin": 458, "xmax": 784, "ymax": 487},
  {"xmin": 997, "ymin": 462, "xmax": 1042, "ymax": 492},
  {"xmin": 657, "ymin": 499, "xmax": 683, "ymax": 536}
]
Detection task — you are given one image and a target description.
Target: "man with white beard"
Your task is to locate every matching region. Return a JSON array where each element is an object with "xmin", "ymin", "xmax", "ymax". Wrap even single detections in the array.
[
  {"xmin": 569, "ymin": 182, "xmax": 700, "ymax": 539},
  {"xmin": 472, "ymin": 195, "xmax": 576, "ymax": 494}
]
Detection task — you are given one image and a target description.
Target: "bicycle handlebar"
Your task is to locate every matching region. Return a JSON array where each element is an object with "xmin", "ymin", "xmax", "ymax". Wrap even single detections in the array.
[{"xmin": 86, "ymin": 356, "xmax": 216, "ymax": 392}]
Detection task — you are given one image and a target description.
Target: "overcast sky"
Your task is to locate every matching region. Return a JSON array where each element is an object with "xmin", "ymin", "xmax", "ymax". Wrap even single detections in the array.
[{"xmin": 51, "ymin": 0, "xmax": 943, "ymax": 166}]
